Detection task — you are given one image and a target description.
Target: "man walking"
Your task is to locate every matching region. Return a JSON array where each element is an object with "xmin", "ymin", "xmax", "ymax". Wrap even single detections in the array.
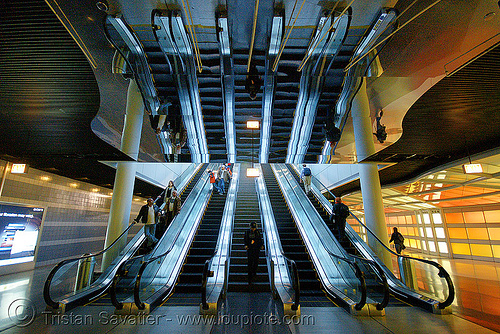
[
  {"xmin": 329, "ymin": 197, "xmax": 350, "ymax": 241},
  {"xmin": 300, "ymin": 164, "xmax": 312, "ymax": 194},
  {"xmin": 133, "ymin": 198, "xmax": 160, "ymax": 247},
  {"xmin": 244, "ymin": 222, "xmax": 264, "ymax": 284}
]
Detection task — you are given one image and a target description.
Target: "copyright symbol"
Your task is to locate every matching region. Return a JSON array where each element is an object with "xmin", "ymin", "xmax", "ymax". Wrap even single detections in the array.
[{"xmin": 8, "ymin": 298, "xmax": 36, "ymax": 327}]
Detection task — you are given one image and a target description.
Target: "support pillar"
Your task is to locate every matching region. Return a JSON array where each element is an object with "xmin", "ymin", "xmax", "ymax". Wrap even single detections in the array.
[
  {"xmin": 351, "ymin": 78, "xmax": 392, "ymax": 268},
  {"xmin": 102, "ymin": 79, "xmax": 144, "ymax": 270}
]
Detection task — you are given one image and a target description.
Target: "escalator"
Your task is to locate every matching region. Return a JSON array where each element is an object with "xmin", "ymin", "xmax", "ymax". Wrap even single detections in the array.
[
  {"xmin": 44, "ymin": 164, "xmax": 208, "ymax": 312},
  {"xmin": 103, "ymin": 163, "xmax": 210, "ymax": 307},
  {"xmin": 162, "ymin": 181, "xmax": 228, "ymax": 305},
  {"xmin": 286, "ymin": 164, "xmax": 454, "ymax": 312},
  {"xmin": 261, "ymin": 164, "xmax": 333, "ymax": 306},
  {"xmin": 228, "ymin": 165, "xmax": 269, "ymax": 292},
  {"xmin": 286, "ymin": 164, "xmax": 394, "ymax": 308}
]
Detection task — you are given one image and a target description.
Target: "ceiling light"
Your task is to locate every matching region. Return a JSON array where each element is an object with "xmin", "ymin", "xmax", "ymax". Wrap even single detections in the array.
[
  {"xmin": 462, "ymin": 163, "xmax": 483, "ymax": 174},
  {"xmin": 247, "ymin": 120, "xmax": 260, "ymax": 129},
  {"xmin": 246, "ymin": 168, "xmax": 260, "ymax": 177},
  {"xmin": 11, "ymin": 164, "xmax": 27, "ymax": 174}
]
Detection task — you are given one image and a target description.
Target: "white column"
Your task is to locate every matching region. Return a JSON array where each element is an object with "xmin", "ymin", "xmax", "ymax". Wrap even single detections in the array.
[
  {"xmin": 351, "ymin": 78, "xmax": 392, "ymax": 268},
  {"xmin": 101, "ymin": 80, "xmax": 144, "ymax": 270}
]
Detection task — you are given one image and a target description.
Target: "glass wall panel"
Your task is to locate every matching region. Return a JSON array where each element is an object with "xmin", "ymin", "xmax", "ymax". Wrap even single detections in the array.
[
  {"xmin": 432, "ymin": 212, "xmax": 443, "ymax": 224},
  {"xmin": 466, "ymin": 228, "xmax": 489, "ymax": 240},
  {"xmin": 463, "ymin": 211, "xmax": 485, "ymax": 223},
  {"xmin": 448, "ymin": 227, "xmax": 467, "ymax": 239},
  {"xmin": 451, "ymin": 243, "xmax": 471, "ymax": 255},
  {"xmin": 435, "ymin": 227, "xmax": 446, "ymax": 239},
  {"xmin": 438, "ymin": 241, "xmax": 449, "ymax": 253},
  {"xmin": 428, "ymin": 241, "xmax": 436, "ymax": 252},
  {"xmin": 470, "ymin": 244, "xmax": 493, "ymax": 257},
  {"xmin": 445, "ymin": 212, "xmax": 463, "ymax": 223},
  {"xmin": 483, "ymin": 210, "xmax": 500, "ymax": 223},
  {"xmin": 487, "ymin": 228, "xmax": 500, "ymax": 240}
]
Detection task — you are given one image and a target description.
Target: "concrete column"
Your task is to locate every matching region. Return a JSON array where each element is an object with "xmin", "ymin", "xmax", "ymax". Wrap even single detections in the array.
[
  {"xmin": 351, "ymin": 78, "xmax": 392, "ymax": 268},
  {"xmin": 102, "ymin": 80, "xmax": 144, "ymax": 270}
]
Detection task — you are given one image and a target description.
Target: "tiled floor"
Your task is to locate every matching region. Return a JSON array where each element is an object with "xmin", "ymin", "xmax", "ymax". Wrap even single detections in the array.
[{"xmin": 0, "ymin": 256, "xmax": 499, "ymax": 333}]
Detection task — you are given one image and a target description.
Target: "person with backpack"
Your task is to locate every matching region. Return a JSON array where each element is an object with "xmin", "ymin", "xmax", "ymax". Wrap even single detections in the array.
[
  {"xmin": 329, "ymin": 197, "xmax": 350, "ymax": 241},
  {"xmin": 300, "ymin": 164, "xmax": 312, "ymax": 194},
  {"xmin": 389, "ymin": 227, "xmax": 406, "ymax": 254}
]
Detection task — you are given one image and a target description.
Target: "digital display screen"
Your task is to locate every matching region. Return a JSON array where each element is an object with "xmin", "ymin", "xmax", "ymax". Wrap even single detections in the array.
[{"xmin": 0, "ymin": 203, "xmax": 44, "ymax": 267}]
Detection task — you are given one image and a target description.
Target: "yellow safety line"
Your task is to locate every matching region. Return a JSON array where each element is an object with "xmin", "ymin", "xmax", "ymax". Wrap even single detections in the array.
[
  {"xmin": 247, "ymin": 0, "xmax": 261, "ymax": 72},
  {"xmin": 272, "ymin": 0, "xmax": 307, "ymax": 72},
  {"xmin": 45, "ymin": 0, "xmax": 98, "ymax": 69},
  {"xmin": 297, "ymin": 0, "xmax": 356, "ymax": 72}
]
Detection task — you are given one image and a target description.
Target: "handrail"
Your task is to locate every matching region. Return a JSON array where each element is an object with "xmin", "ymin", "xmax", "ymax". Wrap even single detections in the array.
[
  {"xmin": 277, "ymin": 165, "xmax": 366, "ymax": 310},
  {"xmin": 200, "ymin": 260, "xmax": 211, "ymax": 310},
  {"xmin": 261, "ymin": 212, "xmax": 300, "ymax": 310},
  {"xmin": 133, "ymin": 214, "xmax": 193, "ymax": 309},
  {"xmin": 110, "ymin": 165, "xmax": 208, "ymax": 309},
  {"xmin": 294, "ymin": 168, "xmax": 389, "ymax": 309},
  {"xmin": 350, "ymin": 214, "xmax": 454, "ymax": 309},
  {"xmin": 44, "ymin": 221, "xmax": 137, "ymax": 310},
  {"xmin": 346, "ymin": 253, "xmax": 389, "ymax": 310},
  {"xmin": 258, "ymin": 166, "xmax": 301, "ymax": 310},
  {"xmin": 285, "ymin": 257, "xmax": 300, "ymax": 310},
  {"xmin": 308, "ymin": 170, "xmax": 453, "ymax": 309}
]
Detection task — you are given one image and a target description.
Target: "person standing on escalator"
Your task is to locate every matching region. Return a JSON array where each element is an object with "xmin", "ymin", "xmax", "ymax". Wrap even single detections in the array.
[
  {"xmin": 164, "ymin": 190, "xmax": 182, "ymax": 228},
  {"xmin": 244, "ymin": 222, "xmax": 264, "ymax": 285},
  {"xmin": 300, "ymin": 164, "xmax": 312, "ymax": 195},
  {"xmin": 329, "ymin": 197, "xmax": 350, "ymax": 241},
  {"xmin": 133, "ymin": 198, "xmax": 160, "ymax": 248},
  {"xmin": 389, "ymin": 227, "xmax": 406, "ymax": 254}
]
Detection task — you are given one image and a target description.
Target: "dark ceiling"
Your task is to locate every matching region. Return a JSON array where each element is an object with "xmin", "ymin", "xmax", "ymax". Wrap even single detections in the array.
[
  {"xmin": 0, "ymin": 0, "xmax": 160, "ymax": 197},
  {"xmin": 1, "ymin": 0, "xmax": 500, "ymax": 197}
]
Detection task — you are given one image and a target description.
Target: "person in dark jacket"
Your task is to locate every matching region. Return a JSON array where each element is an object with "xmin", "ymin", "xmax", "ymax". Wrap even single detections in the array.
[
  {"xmin": 389, "ymin": 227, "xmax": 406, "ymax": 254},
  {"xmin": 156, "ymin": 180, "xmax": 177, "ymax": 209},
  {"xmin": 164, "ymin": 190, "xmax": 182, "ymax": 227},
  {"xmin": 133, "ymin": 198, "xmax": 160, "ymax": 247},
  {"xmin": 244, "ymin": 222, "xmax": 264, "ymax": 284},
  {"xmin": 329, "ymin": 197, "xmax": 350, "ymax": 241}
]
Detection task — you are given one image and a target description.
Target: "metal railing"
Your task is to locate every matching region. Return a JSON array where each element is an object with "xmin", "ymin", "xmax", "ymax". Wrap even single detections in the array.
[
  {"xmin": 309, "ymin": 170, "xmax": 454, "ymax": 309},
  {"xmin": 110, "ymin": 164, "xmax": 211, "ymax": 310},
  {"xmin": 44, "ymin": 221, "xmax": 138, "ymax": 310},
  {"xmin": 274, "ymin": 164, "xmax": 367, "ymax": 310}
]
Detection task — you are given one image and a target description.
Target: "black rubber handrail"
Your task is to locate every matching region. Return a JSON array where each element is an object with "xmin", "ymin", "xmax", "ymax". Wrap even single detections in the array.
[
  {"xmin": 351, "ymin": 214, "xmax": 455, "ymax": 309},
  {"xmin": 110, "ymin": 165, "xmax": 206, "ymax": 309},
  {"xmin": 44, "ymin": 221, "xmax": 137, "ymax": 310},
  {"xmin": 305, "ymin": 174, "xmax": 389, "ymax": 310},
  {"xmin": 347, "ymin": 253, "xmax": 390, "ymax": 310},
  {"xmin": 261, "ymin": 216, "xmax": 301, "ymax": 311},
  {"xmin": 280, "ymin": 166, "xmax": 367, "ymax": 310},
  {"xmin": 312, "ymin": 174, "xmax": 454, "ymax": 309}
]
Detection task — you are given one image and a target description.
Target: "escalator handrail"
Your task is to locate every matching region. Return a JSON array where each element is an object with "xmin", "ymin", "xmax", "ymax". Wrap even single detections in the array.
[
  {"xmin": 310, "ymin": 170, "xmax": 454, "ymax": 309},
  {"xmin": 109, "ymin": 164, "xmax": 207, "ymax": 309},
  {"xmin": 277, "ymin": 165, "xmax": 367, "ymax": 310},
  {"xmin": 295, "ymin": 167, "xmax": 454, "ymax": 309},
  {"xmin": 350, "ymin": 214, "xmax": 455, "ymax": 309},
  {"xmin": 44, "ymin": 221, "xmax": 137, "ymax": 309},
  {"xmin": 300, "ymin": 173, "xmax": 389, "ymax": 310},
  {"xmin": 347, "ymin": 252, "xmax": 390, "ymax": 310},
  {"xmin": 260, "ymin": 212, "xmax": 301, "ymax": 311},
  {"xmin": 133, "ymin": 208, "xmax": 198, "ymax": 309}
]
